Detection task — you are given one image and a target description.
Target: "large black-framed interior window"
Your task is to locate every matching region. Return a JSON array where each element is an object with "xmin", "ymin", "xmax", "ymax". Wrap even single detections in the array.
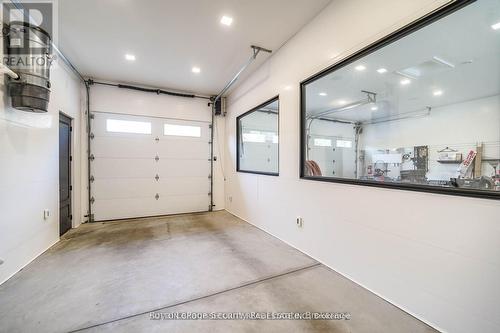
[
  {"xmin": 237, "ymin": 96, "xmax": 279, "ymax": 176},
  {"xmin": 300, "ymin": 0, "xmax": 500, "ymax": 200}
]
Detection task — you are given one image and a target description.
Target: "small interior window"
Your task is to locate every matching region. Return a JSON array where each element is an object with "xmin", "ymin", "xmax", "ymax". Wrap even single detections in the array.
[{"xmin": 237, "ymin": 97, "xmax": 279, "ymax": 176}]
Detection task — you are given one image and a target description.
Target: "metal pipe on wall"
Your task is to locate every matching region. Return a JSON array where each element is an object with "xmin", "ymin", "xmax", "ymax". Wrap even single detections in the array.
[
  {"xmin": 90, "ymin": 81, "xmax": 212, "ymax": 100},
  {"xmin": 209, "ymin": 104, "xmax": 215, "ymax": 211},
  {"xmin": 85, "ymin": 81, "xmax": 93, "ymax": 222}
]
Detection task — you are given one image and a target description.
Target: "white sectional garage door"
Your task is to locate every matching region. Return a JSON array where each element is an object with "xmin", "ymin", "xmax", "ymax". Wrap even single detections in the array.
[{"xmin": 90, "ymin": 112, "xmax": 211, "ymax": 221}]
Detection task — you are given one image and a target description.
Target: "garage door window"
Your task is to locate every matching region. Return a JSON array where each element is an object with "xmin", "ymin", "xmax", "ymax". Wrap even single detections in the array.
[
  {"xmin": 106, "ymin": 119, "xmax": 152, "ymax": 134},
  {"xmin": 164, "ymin": 124, "xmax": 201, "ymax": 137}
]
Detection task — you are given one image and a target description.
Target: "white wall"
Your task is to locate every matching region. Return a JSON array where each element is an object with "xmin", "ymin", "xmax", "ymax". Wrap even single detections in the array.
[
  {"xmin": 224, "ymin": 1, "xmax": 500, "ymax": 332},
  {"xmin": 89, "ymin": 84, "xmax": 225, "ymax": 212},
  {"xmin": 0, "ymin": 59, "xmax": 84, "ymax": 285}
]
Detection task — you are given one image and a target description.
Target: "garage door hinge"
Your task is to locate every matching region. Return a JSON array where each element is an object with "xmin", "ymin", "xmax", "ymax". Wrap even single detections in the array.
[
  {"xmin": 208, "ymin": 192, "xmax": 212, "ymax": 196},
  {"xmin": 89, "ymin": 154, "xmax": 95, "ymax": 161},
  {"xmin": 90, "ymin": 197, "xmax": 95, "ymax": 204},
  {"xmin": 90, "ymin": 114, "xmax": 95, "ymax": 120},
  {"xmin": 155, "ymin": 155, "xmax": 160, "ymax": 162},
  {"xmin": 208, "ymin": 141, "xmax": 212, "ymax": 145},
  {"xmin": 155, "ymin": 193, "xmax": 160, "ymax": 200},
  {"xmin": 90, "ymin": 175, "xmax": 95, "ymax": 183},
  {"xmin": 155, "ymin": 137, "xmax": 160, "ymax": 142},
  {"xmin": 90, "ymin": 133, "xmax": 95, "ymax": 140},
  {"xmin": 209, "ymin": 124, "xmax": 213, "ymax": 129},
  {"xmin": 208, "ymin": 175, "xmax": 212, "ymax": 179},
  {"xmin": 155, "ymin": 174, "xmax": 160, "ymax": 181}
]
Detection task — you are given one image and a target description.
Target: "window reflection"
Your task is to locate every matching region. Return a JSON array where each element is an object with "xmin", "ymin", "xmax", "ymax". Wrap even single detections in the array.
[
  {"xmin": 237, "ymin": 98, "xmax": 279, "ymax": 175},
  {"xmin": 302, "ymin": 0, "xmax": 500, "ymax": 196}
]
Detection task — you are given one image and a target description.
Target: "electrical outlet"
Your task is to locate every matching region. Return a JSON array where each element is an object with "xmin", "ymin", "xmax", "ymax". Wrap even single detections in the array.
[
  {"xmin": 43, "ymin": 209, "xmax": 50, "ymax": 220},
  {"xmin": 296, "ymin": 217, "xmax": 304, "ymax": 228}
]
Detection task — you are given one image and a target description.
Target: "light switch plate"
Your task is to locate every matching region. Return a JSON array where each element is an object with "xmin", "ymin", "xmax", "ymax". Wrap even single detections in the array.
[{"xmin": 43, "ymin": 209, "xmax": 50, "ymax": 220}]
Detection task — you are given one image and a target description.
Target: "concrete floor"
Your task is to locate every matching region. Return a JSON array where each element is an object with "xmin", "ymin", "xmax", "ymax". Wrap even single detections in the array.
[{"xmin": 0, "ymin": 211, "xmax": 437, "ymax": 333}]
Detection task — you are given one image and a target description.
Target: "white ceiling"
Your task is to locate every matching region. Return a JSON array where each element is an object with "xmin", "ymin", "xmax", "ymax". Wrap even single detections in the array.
[
  {"xmin": 58, "ymin": 0, "xmax": 331, "ymax": 96},
  {"xmin": 305, "ymin": 0, "xmax": 500, "ymax": 123}
]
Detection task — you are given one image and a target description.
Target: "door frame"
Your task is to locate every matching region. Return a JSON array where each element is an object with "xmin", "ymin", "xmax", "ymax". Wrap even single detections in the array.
[{"xmin": 59, "ymin": 112, "xmax": 73, "ymax": 234}]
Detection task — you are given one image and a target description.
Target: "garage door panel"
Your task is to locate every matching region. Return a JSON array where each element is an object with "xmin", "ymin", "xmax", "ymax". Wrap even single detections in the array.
[
  {"xmin": 157, "ymin": 160, "xmax": 210, "ymax": 178},
  {"xmin": 158, "ymin": 177, "xmax": 209, "ymax": 196},
  {"xmin": 93, "ymin": 158, "xmax": 157, "ymax": 179},
  {"xmin": 93, "ymin": 178, "xmax": 208, "ymax": 199},
  {"xmin": 156, "ymin": 141, "xmax": 209, "ymax": 159},
  {"xmin": 93, "ymin": 136, "xmax": 157, "ymax": 158},
  {"xmin": 91, "ymin": 112, "xmax": 210, "ymax": 221},
  {"xmin": 93, "ymin": 198, "xmax": 163, "ymax": 221},
  {"xmin": 93, "ymin": 178, "xmax": 158, "ymax": 200},
  {"xmin": 164, "ymin": 194, "xmax": 209, "ymax": 213},
  {"xmin": 93, "ymin": 195, "xmax": 208, "ymax": 221}
]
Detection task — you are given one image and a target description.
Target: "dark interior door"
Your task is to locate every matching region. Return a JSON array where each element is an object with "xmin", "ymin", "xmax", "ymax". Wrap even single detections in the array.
[{"xmin": 59, "ymin": 113, "xmax": 72, "ymax": 236}]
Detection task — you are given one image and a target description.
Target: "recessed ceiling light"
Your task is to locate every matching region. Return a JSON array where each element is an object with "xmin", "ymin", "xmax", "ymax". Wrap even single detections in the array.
[
  {"xmin": 192, "ymin": 67, "xmax": 201, "ymax": 73},
  {"xmin": 319, "ymin": 92, "xmax": 327, "ymax": 96},
  {"xmin": 125, "ymin": 54, "xmax": 136, "ymax": 61},
  {"xmin": 371, "ymin": 105, "xmax": 378, "ymax": 111},
  {"xmin": 400, "ymin": 79, "xmax": 411, "ymax": 85},
  {"xmin": 377, "ymin": 68, "xmax": 388, "ymax": 74},
  {"xmin": 433, "ymin": 90, "xmax": 443, "ymax": 96},
  {"xmin": 491, "ymin": 21, "xmax": 500, "ymax": 30},
  {"xmin": 338, "ymin": 100, "xmax": 347, "ymax": 105},
  {"xmin": 221, "ymin": 16, "xmax": 233, "ymax": 26},
  {"xmin": 355, "ymin": 65, "xmax": 366, "ymax": 71},
  {"xmin": 284, "ymin": 85, "xmax": 292, "ymax": 91}
]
